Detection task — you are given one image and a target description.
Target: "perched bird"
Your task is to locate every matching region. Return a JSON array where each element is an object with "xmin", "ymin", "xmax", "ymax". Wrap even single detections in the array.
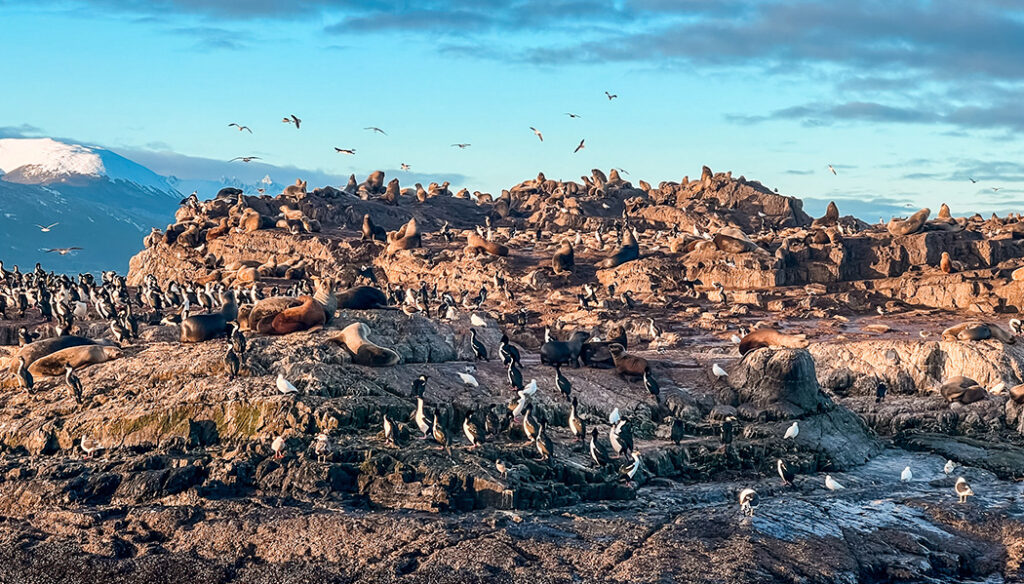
[
  {"xmin": 271, "ymin": 435, "xmax": 286, "ymax": 459},
  {"xmin": 432, "ymin": 412, "xmax": 450, "ymax": 453},
  {"xmin": 535, "ymin": 418, "xmax": 553, "ymax": 460},
  {"xmin": 777, "ymin": 459, "xmax": 795, "ymax": 486},
  {"xmin": 457, "ymin": 372, "xmax": 479, "ymax": 387},
  {"xmin": 80, "ymin": 436, "xmax": 103, "ymax": 458},
  {"xmin": 825, "ymin": 474, "xmax": 845, "ymax": 491},
  {"xmin": 276, "ymin": 374, "xmax": 298, "ymax": 395},
  {"xmin": 230, "ymin": 322, "xmax": 246, "ymax": 355},
  {"xmin": 900, "ymin": 466, "xmax": 913, "ymax": 482},
  {"xmin": 415, "ymin": 396, "xmax": 430, "ymax": 438},
  {"xmin": 15, "ymin": 356, "xmax": 33, "ymax": 391},
  {"xmin": 619, "ymin": 451, "xmax": 641, "ymax": 486},
  {"xmin": 507, "ymin": 361, "xmax": 524, "ymax": 391},
  {"xmin": 573, "ymin": 139, "xmax": 585, "ymax": 153},
  {"xmin": 569, "ymin": 397, "xmax": 586, "ymax": 440},
  {"xmin": 228, "ymin": 123, "xmax": 252, "ymax": 133},
  {"xmin": 529, "ymin": 126, "xmax": 544, "ymax": 142},
  {"xmin": 875, "ymin": 382, "xmax": 888, "ymax": 403},
  {"xmin": 955, "ymin": 476, "xmax": 974, "ymax": 503},
  {"xmin": 412, "ymin": 374, "xmax": 428, "ymax": 397},
  {"xmin": 224, "ymin": 345, "xmax": 241, "ymax": 379},
  {"xmin": 64, "ymin": 362, "xmax": 83, "ymax": 404},
  {"xmin": 470, "ymin": 328, "xmax": 488, "ymax": 361},
  {"xmin": 499, "ymin": 334, "xmax": 521, "ymax": 366},
  {"xmin": 555, "ymin": 365, "xmax": 571, "ymax": 400},
  {"xmin": 609, "ymin": 407, "xmax": 621, "ymax": 425},
  {"xmin": 738, "ymin": 487, "xmax": 759, "ymax": 516},
  {"xmin": 313, "ymin": 433, "xmax": 330, "ymax": 462},
  {"xmin": 643, "ymin": 369, "xmax": 660, "ymax": 399},
  {"xmin": 670, "ymin": 418, "xmax": 686, "ymax": 445},
  {"xmin": 495, "ymin": 459, "xmax": 508, "ymax": 479},
  {"xmin": 712, "ymin": 363, "xmax": 728, "ymax": 379},
  {"xmin": 589, "ymin": 428, "xmax": 610, "ymax": 467},
  {"xmin": 463, "ymin": 410, "xmax": 484, "ymax": 449},
  {"xmin": 944, "ymin": 459, "xmax": 956, "ymax": 475},
  {"xmin": 383, "ymin": 413, "xmax": 396, "ymax": 446},
  {"xmin": 783, "ymin": 421, "xmax": 799, "ymax": 440}
]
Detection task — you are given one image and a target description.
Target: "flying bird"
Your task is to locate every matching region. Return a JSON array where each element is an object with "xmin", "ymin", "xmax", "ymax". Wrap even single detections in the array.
[
  {"xmin": 991, "ymin": 187, "xmax": 1002, "ymax": 192},
  {"xmin": 334, "ymin": 148, "xmax": 356, "ymax": 155},
  {"xmin": 36, "ymin": 222, "xmax": 59, "ymax": 232},
  {"xmin": 969, "ymin": 177, "xmax": 977, "ymax": 183},
  {"xmin": 229, "ymin": 156, "xmax": 261, "ymax": 163},
  {"xmin": 565, "ymin": 112, "xmax": 582, "ymax": 118},
  {"xmin": 400, "ymin": 163, "xmax": 410, "ymax": 171},
  {"xmin": 44, "ymin": 247, "xmax": 82, "ymax": 255},
  {"xmin": 529, "ymin": 127, "xmax": 543, "ymax": 142},
  {"xmin": 364, "ymin": 126, "xmax": 387, "ymax": 135},
  {"xmin": 605, "ymin": 91, "xmax": 617, "ymax": 100},
  {"xmin": 228, "ymin": 123, "xmax": 252, "ymax": 133},
  {"xmin": 282, "ymin": 115, "xmax": 301, "ymax": 128},
  {"xmin": 451, "ymin": 143, "xmax": 471, "ymax": 149},
  {"xmin": 828, "ymin": 164, "xmax": 837, "ymax": 175},
  {"xmin": 573, "ymin": 139, "xmax": 585, "ymax": 153}
]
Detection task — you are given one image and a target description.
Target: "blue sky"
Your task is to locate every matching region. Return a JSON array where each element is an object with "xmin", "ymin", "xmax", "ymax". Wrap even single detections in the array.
[{"xmin": 2, "ymin": 0, "xmax": 1024, "ymax": 218}]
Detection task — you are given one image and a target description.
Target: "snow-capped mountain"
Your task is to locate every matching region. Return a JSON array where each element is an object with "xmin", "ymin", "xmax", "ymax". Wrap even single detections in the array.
[{"xmin": 0, "ymin": 138, "xmax": 181, "ymax": 273}]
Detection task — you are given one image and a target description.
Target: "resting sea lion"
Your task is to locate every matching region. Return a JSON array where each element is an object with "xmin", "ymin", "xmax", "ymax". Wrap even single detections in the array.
[
  {"xmin": 941, "ymin": 321, "xmax": 1016, "ymax": 344},
  {"xmin": 181, "ymin": 290, "xmax": 239, "ymax": 342},
  {"xmin": 266, "ymin": 295, "xmax": 326, "ymax": 335},
  {"xmin": 597, "ymin": 230, "xmax": 639, "ymax": 269},
  {"xmin": 940, "ymin": 251, "xmax": 952, "ymax": 274},
  {"xmin": 580, "ymin": 325, "xmax": 627, "ymax": 368},
  {"xmin": 540, "ymin": 331, "xmax": 590, "ymax": 367},
  {"xmin": 939, "ymin": 376, "xmax": 988, "ymax": 404},
  {"xmin": 887, "ymin": 208, "xmax": 930, "ymax": 236},
  {"xmin": 738, "ymin": 328, "xmax": 809, "ymax": 356},
  {"xmin": 336, "ymin": 286, "xmax": 391, "ymax": 310},
  {"xmin": 466, "ymin": 233, "xmax": 509, "ymax": 257},
  {"xmin": 329, "ymin": 322, "xmax": 400, "ymax": 366},
  {"xmin": 29, "ymin": 345, "xmax": 123, "ymax": 377},
  {"xmin": 15, "ymin": 336, "xmax": 98, "ymax": 372},
  {"xmin": 386, "ymin": 218, "xmax": 421, "ymax": 253}
]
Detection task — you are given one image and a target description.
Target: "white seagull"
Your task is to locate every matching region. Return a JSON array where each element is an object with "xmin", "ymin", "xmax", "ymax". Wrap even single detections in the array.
[
  {"xmin": 80, "ymin": 436, "xmax": 103, "ymax": 458},
  {"xmin": 276, "ymin": 374, "xmax": 298, "ymax": 395},
  {"xmin": 609, "ymin": 407, "xmax": 621, "ymax": 425},
  {"xmin": 712, "ymin": 363, "xmax": 728, "ymax": 379},
  {"xmin": 36, "ymin": 222, "xmax": 59, "ymax": 232},
  {"xmin": 955, "ymin": 477, "xmax": 974, "ymax": 503},
  {"xmin": 529, "ymin": 127, "xmax": 543, "ymax": 142},
  {"xmin": 943, "ymin": 459, "xmax": 956, "ymax": 475},
  {"xmin": 783, "ymin": 421, "xmax": 799, "ymax": 440},
  {"xmin": 457, "ymin": 372, "xmax": 479, "ymax": 387},
  {"xmin": 900, "ymin": 466, "xmax": 913, "ymax": 482},
  {"xmin": 825, "ymin": 474, "xmax": 845, "ymax": 491}
]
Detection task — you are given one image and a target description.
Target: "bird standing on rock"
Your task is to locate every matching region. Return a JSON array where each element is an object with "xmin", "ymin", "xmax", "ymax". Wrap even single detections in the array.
[
  {"xmin": 432, "ymin": 412, "xmax": 450, "ymax": 453},
  {"xmin": 224, "ymin": 345, "xmax": 241, "ymax": 380},
  {"xmin": 271, "ymin": 435, "xmax": 286, "ymax": 459},
  {"xmin": 777, "ymin": 459, "xmax": 795, "ymax": 486},
  {"xmin": 64, "ymin": 363, "xmax": 83, "ymax": 404},
  {"xmin": 15, "ymin": 356, "xmax": 32, "ymax": 391},
  {"xmin": 783, "ymin": 421, "xmax": 799, "ymax": 440},
  {"xmin": 499, "ymin": 334, "xmax": 521, "ymax": 367},
  {"xmin": 569, "ymin": 397, "xmax": 586, "ymax": 441},
  {"xmin": 463, "ymin": 409, "xmax": 484, "ymax": 449},
  {"xmin": 955, "ymin": 477, "xmax": 974, "ymax": 503},
  {"xmin": 619, "ymin": 452, "xmax": 641, "ymax": 486},
  {"xmin": 507, "ymin": 361, "xmax": 524, "ymax": 392},
  {"xmin": 470, "ymin": 329, "xmax": 488, "ymax": 361},
  {"xmin": 739, "ymin": 488, "xmax": 759, "ymax": 516},
  {"xmin": 555, "ymin": 365, "xmax": 572, "ymax": 400},
  {"xmin": 276, "ymin": 374, "xmax": 298, "ymax": 395},
  {"xmin": 825, "ymin": 474, "xmax": 845, "ymax": 491}
]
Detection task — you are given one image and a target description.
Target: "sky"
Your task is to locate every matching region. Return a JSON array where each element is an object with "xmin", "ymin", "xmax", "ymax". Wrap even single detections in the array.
[{"xmin": 2, "ymin": 0, "xmax": 1024, "ymax": 219}]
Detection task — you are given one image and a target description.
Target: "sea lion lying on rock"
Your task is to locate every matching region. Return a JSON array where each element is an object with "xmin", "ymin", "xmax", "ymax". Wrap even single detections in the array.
[
  {"xmin": 713, "ymin": 227, "xmax": 759, "ymax": 254},
  {"xmin": 887, "ymin": 208, "xmax": 930, "ymax": 236},
  {"xmin": 466, "ymin": 233, "xmax": 510, "ymax": 257},
  {"xmin": 941, "ymin": 321, "xmax": 1016, "ymax": 344},
  {"xmin": 739, "ymin": 328, "xmax": 809, "ymax": 356},
  {"xmin": 597, "ymin": 230, "xmax": 639, "ymax": 269},
  {"xmin": 939, "ymin": 376, "xmax": 988, "ymax": 404},
  {"xmin": 242, "ymin": 296, "xmax": 301, "ymax": 331},
  {"xmin": 265, "ymin": 295, "xmax": 326, "ymax": 335},
  {"xmin": 181, "ymin": 290, "xmax": 238, "ymax": 342},
  {"xmin": 29, "ymin": 345, "xmax": 123, "ymax": 377},
  {"xmin": 540, "ymin": 331, "xmax": 590, "ymax": 367},
  {"xmin": 14, "ymin": 336, "xmax": 105, "ymax": 372},
  {"xmin": 336, "ymin": 286, "xmax": 391, "ymax": 310},
  {"xmin": 329, "ymin": 322, "xmax": 400, "ymax": 366}
]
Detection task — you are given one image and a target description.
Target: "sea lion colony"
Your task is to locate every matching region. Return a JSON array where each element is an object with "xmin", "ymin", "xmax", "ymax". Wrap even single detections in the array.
[{"xmin": 1, "ymin": 167, "xmax": 1024, "ymax": 581}]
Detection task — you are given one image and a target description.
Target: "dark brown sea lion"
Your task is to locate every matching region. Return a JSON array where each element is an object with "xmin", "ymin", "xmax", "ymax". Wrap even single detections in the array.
[
  {"xmin": 941, "ymin": 321, "xmax": 1016, "ymax": 344},
  {"xmin": 362, "ymin": 214, "xmax": 386, "ymax": 241},
  {"xmin": 336, "ymin": 286, "xmax": 390, "ymax": 310},
  {"xmin": 597, "ymin": 230, "xmax": 639, "ymax": 269},
  {"xmin": 181, "ymin": 290, "xmax": 239, "ymax": 342},
  {"xmin": 552, "ymin": 241, "xmax": 574, "ymax": 275}
]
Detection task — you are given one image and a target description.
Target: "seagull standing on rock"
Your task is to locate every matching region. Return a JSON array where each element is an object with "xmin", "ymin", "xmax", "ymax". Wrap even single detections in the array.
[
  {"xmin": 739, "ymin": 487, "xmax": 759, "ymax": 516},
  {"xmin": 900, "ymin": 466, "xmax": 913, "ymax": 482},
  {"xmin": 825, "ymin": 474, "xmax": 845, "ymax": 491},
  {"xmin": 712, "ymin": 363, "xmax": 728, "ymax": 379},
  {"xmin": 944, "ymin": 460, "xmax": 956, "ymax": 475},
  {"xmin": 276, "ymin": 374, "xmax": 298, "ymax": 395},
  {"xmin": 784, "ymin": 421, "xmax": 799, "ymax": 440},
  {"xmin": 955, "ymin": 477, "xmax": 974, "ymax": 503}
]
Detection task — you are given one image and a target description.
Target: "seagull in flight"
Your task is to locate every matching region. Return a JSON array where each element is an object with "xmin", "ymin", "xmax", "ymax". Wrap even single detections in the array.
[
  {"xmin": 992, "ymin": 186, "xmax": 1002, "ymax": 192},
  {"xmin": 615, "ymin": 168, "xmax": 629, "ymax": 175},
  {"xmin": 44, "ymin": 247, "xmax": 82, "ymax": 255},
  {"xmin": 229, "ymin": 156, "xmax": 261, "ymax": 163},
  {"xmin": 574, "ymin": 139, "xmax": 585, "ymax": 153},
  {"xmin": 400, "ymin": 163, "xmax": 410, "ymax": 171},
  {"xmin": 334, "ymin": 147, "xmax": 356, "ymax": 155},
  {"xmin": 364, "ymin": 126, "xmax": 387, "ymax": 135},
  {"xmin": 969, "ymin": 177, "xmax": 977, "ymax": 183},
  {"xmin": 451, "ymin": 143, "xmax": 471, "ymax": 149},
  {"xmin": 35, "ymin": 222, "xmax": 58, "ymax": 232},
  {"xmin": 828, "ymin": 164, "xmax": 837, "ymax": 175},
  {"xmin": 605, "ymin": 91, "xmax": 618, "ymax": 100},
  {"xmin": 565, "ymin": 112, "xmax": 582, "ymax": 118},
  {"xmin": 529, "ymin": 127, "xmax": 543, "ymax": 142},
  {"xmin": 228, "ymin": 123, "xmax": 252, "ymax": 133},
  {"xmin": 282, "ymin": 114, "xmax": 301, "ymax": 129}
]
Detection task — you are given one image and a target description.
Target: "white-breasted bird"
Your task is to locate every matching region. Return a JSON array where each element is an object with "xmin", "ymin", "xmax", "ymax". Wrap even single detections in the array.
[
  {"xmin": 739, "ymin": 487, "xmax": 759, "ymax": 516},
  {"xmin": 900, "ymin": 466, "xmax": 913, "ymax": 482},
  {"xmin": 944, "ymin": 459, "xmax": 956, "ymax": 475},
  {"xmin": 955, "ymin": 477, "xmax": 974, "ymax": 503},
  {"xmin": 276, "ymin": 374, "xmax": 298, "ymax": 395},
  {"xmin": 712, "ymin": 364, "xmax": 728, "ymax": 378},
  {"xmin": 825, "ymin": 474, "xmax": 845, "ymax": 491},
  {"xmin": 609, "ymin": 407, "xmax": 621, "ymax": 425},
  {"xmin": 783, "ymin": 421, "xmax": 799, "ymax": 440},
  {"xmin": 457, "ymin": 372, "xmax": 479, "ymax": 387},
  {"xmin": 271, "ymin": 435, "xmax": 286, "ymax": 459}
]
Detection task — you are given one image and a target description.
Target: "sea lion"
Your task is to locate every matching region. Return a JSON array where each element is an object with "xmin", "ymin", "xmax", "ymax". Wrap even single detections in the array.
[
  {"xmin": 466, "ymin": 233, "xmax": 509, "ymax": 257},
  {"xmin": 597, "ymin": 230, "xmax": 639, "ymax": 269},
  {"xmin": 714, "ymin": 227, "xmax": 759, "ymax": 253},
  {"xmin": 386, "ymin": 218, "xmax": 421, "ymax": 253},
  {"xmin": 1009, "ymin": 383, "xmax": 1024, "ymax": 404},
  {"xmin": 181, "ymin": 290, "xmax": 239, "ymax": 342},
  {"xmin": 29, "ymin": 345, "xmax": 123, "ymax": 377},
  {"xmin": 330, "ymin": 322, "xmax": 400, "ymax": 367},
  {"xmin": 608, "ymin": 344, "xmax": 649, "ymax": 379},
  {"xmin": 205, "ymin": 217, "xmax": 230, "ymax": 241},
  {"xmin": 381, "ymin": 178, "xmax": 400, "ymax": 205},
  {"xmin": 313, "ymin": 278, "xmax": 338, "ymax": 324},
  {"xmin": 939, "ymin": 376, "xmax": 988, "ymax": 404},
  {"xmin": 266, "ymin": 295, "xmax": 326, "ymax": 335},
  {"xmin": 540, "ymin": 331, "xmax": 590, "ymax": 367},
  {"xmin": 13, "ymin": 336, "xmax": 99, "ymax": 372},
  {"xmin": 362, "ymin": 214, "xmax": 386, "ymax": 241},
  {"xmin": 941, "ymin": 321, "xmax": 1016, "ymax": 344},
  {"xmin": 887, "ymin": 208, "xmax": 930, "ymax": 236},
  {"xmin": 336, "ymin": 286, "xmax": 390, "ymax": 310},
  {"xmin": 738, "ymin": 328, "xmax": 809, "ymax": 356},
  {"xmin": 581, "ymin": 325, "xmax": 628, "ymax": 368},
  {"xmin": 282, "ymin": 179, "xmax": 307, "ymax": 198},
  {"xmin": 811, "ymin": 201, "xmax": 839, "ymax": 227},
  {"xmin": 552, "ymin": 241, "xmax": 575, "ymax": 275},
  {"xmin": 940, "ymin": 251, "xmax": 952, "ymax": 274},
  {"xmin": 240, "ymin": 208, "xmax": 265, "ymax": 232},
  {"xmin": 244, "ymin": 296, "xmax": 301, "ymax": 331}
]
